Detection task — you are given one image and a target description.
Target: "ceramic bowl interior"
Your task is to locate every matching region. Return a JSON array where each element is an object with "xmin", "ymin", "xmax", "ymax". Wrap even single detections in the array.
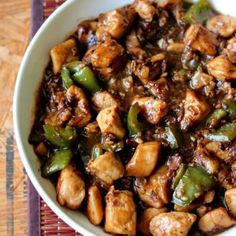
[{"xmin": 13, "ymin": 0, "xmax": 236, "ymax": 235}]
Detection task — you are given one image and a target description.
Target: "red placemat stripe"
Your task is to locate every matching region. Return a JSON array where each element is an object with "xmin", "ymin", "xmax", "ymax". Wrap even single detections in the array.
[{"xmin": 43, "ymin": 0, "xmax": 65, "ymax": 19}]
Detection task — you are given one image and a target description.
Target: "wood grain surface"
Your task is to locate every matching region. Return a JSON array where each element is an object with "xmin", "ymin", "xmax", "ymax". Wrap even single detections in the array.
[{"xmin": 0, "ymin": 0, "xmax": 30, "ymax": 235}]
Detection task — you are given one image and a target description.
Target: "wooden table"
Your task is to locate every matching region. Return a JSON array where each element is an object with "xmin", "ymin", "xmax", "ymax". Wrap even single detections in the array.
[{"xmin": 0, "ymin": 0, "xmax": 30, "ymax": 235}]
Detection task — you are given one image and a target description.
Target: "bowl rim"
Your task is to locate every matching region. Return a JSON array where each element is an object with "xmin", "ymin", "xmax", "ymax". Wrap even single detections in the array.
[{"xmin": 13, "ymin": 0, "xmax": 96, "ymax": 235}]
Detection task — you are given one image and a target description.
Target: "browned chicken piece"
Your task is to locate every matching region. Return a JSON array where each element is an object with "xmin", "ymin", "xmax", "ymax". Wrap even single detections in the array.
[
  {"xmin": 132, "ymin": 62, "xmax": 151, "ymax": 84},
  {"xmin": 77, "ymin": 20, "xmax": 98, "ymax": 48},
  {"xmin": 44, "ymin": 109, "xmax": 72, "ymax": 126},
  {"xmin": 193, "ymin": 144, "xmax": 219, "ymax": 174},
  {"xmin": 181, "ymin": 89, "xmax": 209, "ymax": 130},
  {"xmin": 167, "ymin": 42, "xmax": 185, "ymax": 54},
  {"xmin": 207, "ymin": 15, "xmax": 236, "ymax": 38},
  {"xmin": 207, "ymin": 55, "xmax": 236, "ymax": 81},
  {"xmin": 190, "ymin": 71, "xmax": 214, "ymax": 90},
  {"xmin": 217, "ymin": 166, "xmax": 236, "ymax": 190},
  {"xmin": 225, "ymin": 188, "xmax": 236, "ymax": 218},
  {"xmin": 184, "ymin": 24, "xmax": 218, "ymax": 56},
  {"xmin": 105, "ymin": 187, "xmax": 136, "ymax": 235},
  {"xmin": 138, "ymin": 208, "xmax": 167, "ymax": 235},
  {"xmin": 126, "ymin": 141, "xmax": 161, "ymax": 177},
  {"xmin": 50, "ymin": 39, "xmax": 78, "ymax": 74},
  {"xmin": 91, "ymin": 91, "xmax": 120, "ymax": 112},
  {"xmin": 83, "ymin": 39, "xmax": 125, "ymax": 80},
  {"xmin": 87, "ymin": 185, "xmax": 104, "ymax": 225},
  {"xmin": 133, "ymin": 97, "xmax": 168, "ymax": 125},
  {"xmin": 198, "ymin": 207, "xmax": 236, "ymax": 235},
  {"xmin": 135, "ymin": 165, "xmax": 170, "ymax": 208},
  {"xmin": 157, "ymin": 0, "xmax": 181, "ymax": 8},
  {"xmin": 66, "ymin": 85, "xmax": 91, "ymax": 128},
  {"xmin": 205, "ymin": 141, "xmax": 236, "ymax": 164},
  {"xmin": 134, "ymin": 0, "xmax": 156, "ymax": 22},
  {"xmin": 96, "ymin": 106, "xmax": 126, "ymax": 139},
  {"xmin": 204, "ymin": 190, "xmax": 215, "ymax": 204},
  {"xmin": 225, "ymin": 37, "xmax": 236, "ymax": 64},
  {"xmin": 87, "ymin": 152, "xmax": 124, "ymax": 186},
  {"xmin": 146, "ymin": 77, "xmax": 170, "ymax": 101},
  {"xmin": 56, "ymin": 165, "xmax": 85, "ymax": 210},
  {"xmin": 125, "ymin": 30, "xmax": 147, "ymax": 60},
  {"xmin": 96, "ymin": 6, "xmax": 136, "ymax": 41},
  {"xmin": 149, "ymin": 212, "xmax": 197, "ymax": 236}
]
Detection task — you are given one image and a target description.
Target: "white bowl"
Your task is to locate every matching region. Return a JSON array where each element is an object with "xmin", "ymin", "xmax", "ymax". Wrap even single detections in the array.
[{"xmin": 13, "ymin": 0, "xmax": 236, "ymax": 235}]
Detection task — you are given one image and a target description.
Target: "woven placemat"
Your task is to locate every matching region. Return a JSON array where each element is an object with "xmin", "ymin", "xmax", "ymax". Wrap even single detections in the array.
[{"xmin": 29, "ymin": 0, "xmax": 82, "ymax": 235}]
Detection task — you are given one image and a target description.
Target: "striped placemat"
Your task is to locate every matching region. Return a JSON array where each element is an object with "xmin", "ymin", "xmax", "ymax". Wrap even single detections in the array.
[{"xmin": 30, "ymin": 0, "xmax": 82, "ymax": 235}]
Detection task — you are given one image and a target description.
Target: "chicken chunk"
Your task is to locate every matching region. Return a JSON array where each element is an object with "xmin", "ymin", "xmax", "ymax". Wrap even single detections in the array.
[
  {"xmin": 96, "ymin": 106, "xmax": 126, "ymax": 139},
  {"xmin": 92, "ymin": 91, "xmax": 120, "ymax": 111},
  {"xmin": 207, "ymin": 15, "xmax": 236, "ymax": 38},
  {"xmin": 133, "ymin": 97, "xmax": 168, "ymax": 125},
  {"xmin": 56, "ymin": 165, "xmax": 85, "ymax": 210},
  {"xmin": 138, "ymin": 208, "xmax": 167, "ymax": 235},
  {"xmin": 96, "ymin": 6, "xmax": 136, "ymax": 40},
  {"xmin": 87, "ymin": 152, "xmax": 124, "ymax": 186},
  {"xmin": 135, "ymin": 165, "xmax": 170, "ymax": 208},
  {"xmin": 226, "ymin": 37, "xmax": 236, "ymax": 64},
  {"xmin": 134, "ymin": 0, "xmax": 156, "ymax": 22},
  {"xmin": 193, "ymin": 144, "xmax": 219, "ymax": 174},
  {"xmin": 77, "ymin": 20, "xmax": 97, "ymax": 48},
  {"xmin": 126, "ymin": 141, "xmax": 161, "ymax": 177},
  {"xmin": 207, "ymin": 55, "xmax": 236, "ymax": 81},
  {"xmin": 225, "ymin": 188, "xmax": 236, "ymax": 218},
  {"xmin": 83, "ymin": 39, "xmax": 125, "ymax": 80},
  {"xmin": 146, "ymin": 77, "xmax": 170, "ymax": 101},
  {"xmin": 66, "ymin": 85, "xmax": 91, "ymax": 128},
  {"xmin": 149, "ymin": 212, "xmax": 196, "ymax": 236},
  {"xmin": 105, "ymin": 187, "xmax": 136, "ymax": 235},
  {"xmin": 50, "ymin": 39, "xmax": 78, "ymax": 74},
  {"xmin": 87, "ymin": 185, "xmax": 104, "ymax": 225},
  {"xmin": 198, "ymin": 207, "xmax": 236, "ymax": 235},
  {"xmin": 184, "ymin": 24, "xmax": 218, "ymax": 56},
  {"xmin": 125, "ymin": 30, "xmax": 147, "ymax": 60},
  {"xmin": 181, "ymin": 89, "xmax": 209, "ymax": 130}
]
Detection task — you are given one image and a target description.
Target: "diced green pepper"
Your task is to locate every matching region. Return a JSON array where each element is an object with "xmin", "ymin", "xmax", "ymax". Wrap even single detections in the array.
[
  {"xmin": 204, "ymin": 122, "xmax": 236, "ymax": 142},
  {"xmin": 206, "ymin": 109, "xmax": 227, "ymax": 128},
  {"xmin": 226, "ymin": 100, "xmax": 236, "ymax": 117},
  {"xmin": 92, "ymin": 144, "xmax": 104, "ymax": 159},
  {"xmin": 173, "ymin": 165, "xmax": 215, "ymax": 206},
  {"xmin": 184, "ymin": 0, "xmax": 211, "ymax": 25},
  {"xmin": 43, "ymin": 125, "xmax": 77, "ymax": 148},
  {"xmin": 41, "ymin": 149, "xmax": 72, "ymax": 177},
  {"xmin": 61, "ymin": 67, "xmax": 73, "ymax": 89},
  {"xmin": 127, "ymin": 103, "xmax": 145, "ymax": 136},
  {"xmin": 171, "ymin": 164, "xmax": 187, "ymax": 189},
  {"xmin": 166, "ymin": 125, "xmax": 183, "ymax": 149},
  {"xmin": 64, "ymin": 61, "xmax": 101, "ymax": 94}
]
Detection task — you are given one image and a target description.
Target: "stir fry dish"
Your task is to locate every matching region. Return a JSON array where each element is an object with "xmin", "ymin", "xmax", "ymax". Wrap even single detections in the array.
[{"xmin": 29, "ymin": 0, "xmax": 236, "ymax": 235}]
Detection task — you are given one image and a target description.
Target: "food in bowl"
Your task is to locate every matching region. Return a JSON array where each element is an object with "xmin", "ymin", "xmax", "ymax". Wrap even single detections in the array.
[{"xmin": 29, "ymin": 0, "xmax": 236, "ymax": 235}]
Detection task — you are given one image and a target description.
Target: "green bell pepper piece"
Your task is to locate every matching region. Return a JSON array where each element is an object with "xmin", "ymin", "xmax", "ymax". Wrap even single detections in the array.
[
  {"xmin": 184, "ymin": 0, "xmax": 211, "ymax": 24},
  {"xmin": 43, "ymin": 125, "xmax": 77, "ymax": 148},
  {"xmin": 65, "ymin": 61, "xmax": 101, "ymax": 94},
  {"xmin": 41, "ymin": 149, "xmax": 73, "ymax": 177},
  {"xmin": 204, "ymin": 122, "xmax": 236, "ymax": 142},
  {"xmin": 91, "ymin": 144, "xmax": 104, "ymax": 159},
  {"xmin": 127, "ymin": 103, "xmax": 145, "ymax": 136},
  {"xmin": 61, "ymin": 67, "xmax": 73, "ymax": 89},
  {"xmin": 173, "ymin": 165, "xmax": 215, "ymax": 206},
  {"xmin": 226, "ymin": 100, "xmax": 236, "ymax": 117},
  {"xmin": 171, "ymin": 164, "xmax": 187, "ymax": 190},
  {"xmin": 206, "ymin": 109, "xmax": 227, "ymax": 128},
  {"xmin": 166, "ymin": 125, "xmax": 183, "ymax": 149}
]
